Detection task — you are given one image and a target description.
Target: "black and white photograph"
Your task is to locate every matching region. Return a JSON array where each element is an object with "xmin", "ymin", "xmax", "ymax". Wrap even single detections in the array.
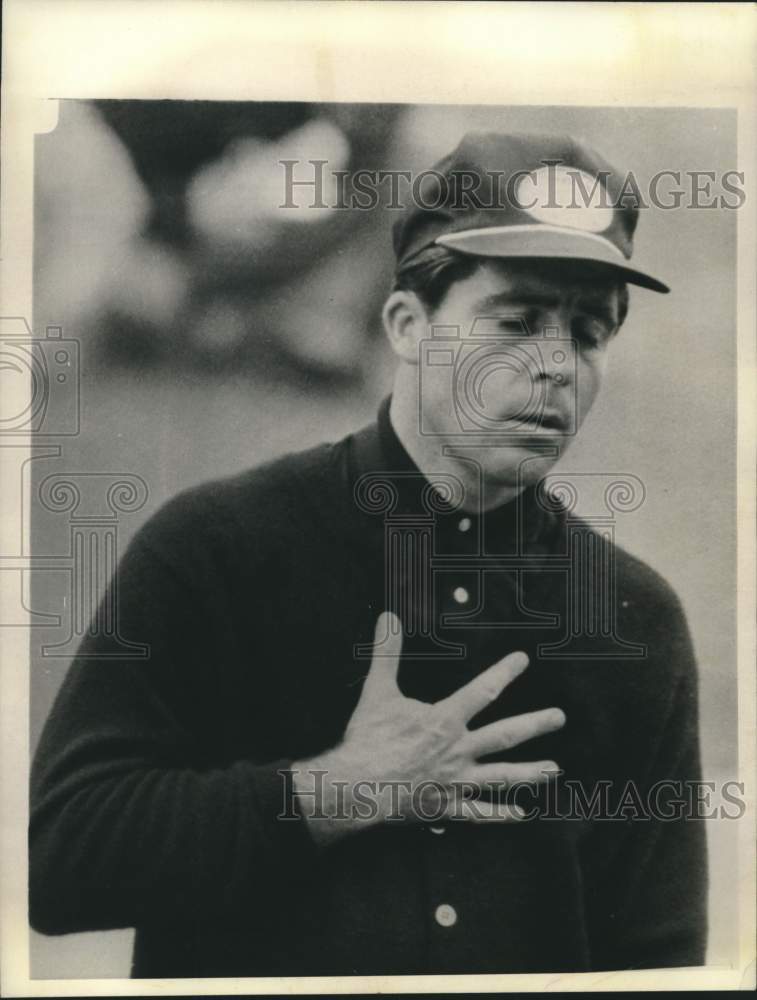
[{"xmin": 1, "ymin": 1, "xmax": 755, "ymax": 994}]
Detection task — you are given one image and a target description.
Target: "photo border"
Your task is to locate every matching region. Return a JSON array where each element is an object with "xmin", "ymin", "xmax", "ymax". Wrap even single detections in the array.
[{"xmin": 2, "ymin": 1, "xmax": 755, "ymax": 994}]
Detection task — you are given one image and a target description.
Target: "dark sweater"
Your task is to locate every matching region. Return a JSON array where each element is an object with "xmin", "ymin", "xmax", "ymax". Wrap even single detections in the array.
[{"xmin": 29, "ymin": 398, "xmax": 707, "ymax": 977}]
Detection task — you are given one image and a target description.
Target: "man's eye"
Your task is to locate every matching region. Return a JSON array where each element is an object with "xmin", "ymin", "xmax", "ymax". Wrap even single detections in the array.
[
  {"xmin": 572, "ymin": 317, "xmax": 613, "ymax": 346},
  {"xmin": 497, "ymin": 318, "xmax": 529, "ymax": 335}
]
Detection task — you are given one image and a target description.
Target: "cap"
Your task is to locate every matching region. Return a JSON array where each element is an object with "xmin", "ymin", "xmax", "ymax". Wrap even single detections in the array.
[{"xmin": 392, "ymin": 131, "xmax": 669, "ymax": 293}]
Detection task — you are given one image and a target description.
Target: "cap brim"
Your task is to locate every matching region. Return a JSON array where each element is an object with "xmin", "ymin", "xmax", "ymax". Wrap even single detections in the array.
[{"xmin": 435, "ymin": 225, "xmax": 670, "ymax": 294}]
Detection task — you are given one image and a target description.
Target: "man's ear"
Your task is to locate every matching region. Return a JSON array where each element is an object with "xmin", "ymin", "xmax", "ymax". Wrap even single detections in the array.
[{"xmin": 382, "ymin": 290, "xmax": 428, "ymax": 365}]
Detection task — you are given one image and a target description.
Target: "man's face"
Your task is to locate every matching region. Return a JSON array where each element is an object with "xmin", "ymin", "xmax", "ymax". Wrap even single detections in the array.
[{"xmin": 417, "ymin": 259, "xmax": 624, "ymax": 491}]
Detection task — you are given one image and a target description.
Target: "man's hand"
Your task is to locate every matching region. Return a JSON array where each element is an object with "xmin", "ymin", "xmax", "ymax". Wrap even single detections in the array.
[{"xmin": 291, "ymin": 611, "xmax": 565, "ymax": 846}]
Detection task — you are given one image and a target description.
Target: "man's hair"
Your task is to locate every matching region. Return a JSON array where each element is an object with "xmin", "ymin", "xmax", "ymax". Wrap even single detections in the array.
[
  {"xmin": 391, "ymin": 245, "xmax": 480, "ymax": 314},
  {"xmin": 392, "ymin": 245, "xmax": 630, "ymax": 327}
]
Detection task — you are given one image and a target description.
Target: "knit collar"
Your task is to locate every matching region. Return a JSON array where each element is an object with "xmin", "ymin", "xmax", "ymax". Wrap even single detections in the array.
[{"xmin": 349, "ymin": 395, "xmax": 553, "ymax": 554}]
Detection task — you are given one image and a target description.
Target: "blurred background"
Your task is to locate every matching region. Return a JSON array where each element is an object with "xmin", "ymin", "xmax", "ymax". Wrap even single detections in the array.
[{"xmin": 29, "ymin": 100, "xmax": 738, "ymax": 976}]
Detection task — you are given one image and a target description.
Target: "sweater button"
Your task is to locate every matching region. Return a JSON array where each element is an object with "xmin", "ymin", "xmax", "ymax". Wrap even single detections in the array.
[{"xmin": 435, "ymin": 903, "xmax": 458, "ymax": 927}]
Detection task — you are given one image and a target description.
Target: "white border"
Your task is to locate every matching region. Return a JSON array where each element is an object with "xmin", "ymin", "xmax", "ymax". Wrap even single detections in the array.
[{"xmin": 1, "ymin": 1, "xmax": 755, "ymax": 995}]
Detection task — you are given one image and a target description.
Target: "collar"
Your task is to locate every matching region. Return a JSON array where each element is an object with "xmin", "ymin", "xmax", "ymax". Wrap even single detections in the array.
[{"xmin": 349, "ymin": 395, "xmax": 554, "ymax": 554}]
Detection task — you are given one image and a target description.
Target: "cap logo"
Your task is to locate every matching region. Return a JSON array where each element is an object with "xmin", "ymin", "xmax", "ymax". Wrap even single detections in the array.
[{"xmin": 515, "ymin": 166, "xmax": 615, "ymax": 234}]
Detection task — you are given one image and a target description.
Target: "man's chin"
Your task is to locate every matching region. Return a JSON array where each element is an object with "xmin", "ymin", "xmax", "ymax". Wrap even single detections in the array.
[{"xmin": 481, "ymin": 443, "xmax": 562, "ymax": 486}]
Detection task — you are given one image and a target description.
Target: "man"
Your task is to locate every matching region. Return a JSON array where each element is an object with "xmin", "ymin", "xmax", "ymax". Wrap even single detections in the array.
[{"xmin": 30, "ymin": 132, "xmax": 707, "ymax": 976}]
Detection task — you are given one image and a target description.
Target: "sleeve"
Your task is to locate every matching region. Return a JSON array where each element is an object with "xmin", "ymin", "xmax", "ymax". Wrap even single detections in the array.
[
  {"xmin": 585, "ymin": 591, "xmax": 709, "ymax": 969},
  {"xmin": 29, "ymin": 494, "xmax": 319, "ymax": 935}
]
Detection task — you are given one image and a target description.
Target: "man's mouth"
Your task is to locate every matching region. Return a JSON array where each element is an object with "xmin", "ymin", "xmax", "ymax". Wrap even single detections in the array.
[{"xmin": 505, "ymin": 409, "xmax": 568, "ymax": 432}]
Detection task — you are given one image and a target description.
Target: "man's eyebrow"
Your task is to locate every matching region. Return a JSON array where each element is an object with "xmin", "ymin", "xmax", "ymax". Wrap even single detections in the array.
[{"xmin": 474, "ymin": 290, "xmax": 619, "ymax": 323}]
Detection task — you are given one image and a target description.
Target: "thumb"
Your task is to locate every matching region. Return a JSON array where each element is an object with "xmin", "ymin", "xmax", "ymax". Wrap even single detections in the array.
[{"xmin": 361, "ymin": 611, "xmax": 403, "ymax": 700}]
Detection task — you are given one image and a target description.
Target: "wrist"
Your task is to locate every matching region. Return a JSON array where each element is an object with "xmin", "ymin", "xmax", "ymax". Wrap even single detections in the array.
[
  {"xmin": 292, "ymin": 752, "xmax": 349, "ymax": 846},
  {"xmin": 291, "ymin": 749, "xmax": 379, "ymax": 846}
]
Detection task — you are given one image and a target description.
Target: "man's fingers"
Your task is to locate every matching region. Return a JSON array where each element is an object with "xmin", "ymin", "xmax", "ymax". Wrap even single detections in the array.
[
  {"xmin": 442, "ymin": 650, "xmax": 529, "ymax": 721},
  {"xmin": 456, "ymin": 800, "xmax": 526, "ymax": 824},
  {"xmin": 464, "ymin": 760, "xmax": 561, "ymax": 788},
  {"xmin": 361, "ymin": 611, "xmax": 403, "ymax": 698},
  {"xmin": 466, "ymin": 707, "xmax": 566, "ymax": 759}
]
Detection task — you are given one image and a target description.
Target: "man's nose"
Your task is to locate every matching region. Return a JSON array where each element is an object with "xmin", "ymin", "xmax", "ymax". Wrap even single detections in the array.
[{"xmin": 533, "ymin": 311, "xmax": 573, "ymax": 384}]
